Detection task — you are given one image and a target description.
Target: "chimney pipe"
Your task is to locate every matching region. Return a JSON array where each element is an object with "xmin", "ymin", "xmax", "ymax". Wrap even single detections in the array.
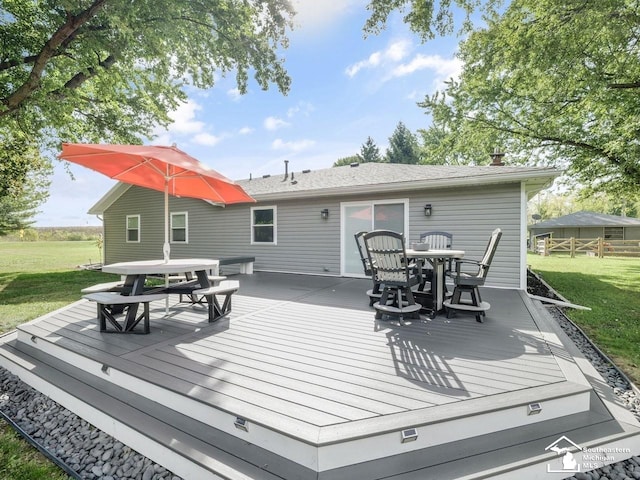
[
  {"xmin": 490, "ymin": 149, "xmax": 505, "ymax": 166},
  {"xmin": 284, "ymin": 160, "xmax": 289, "ymax": 180}
]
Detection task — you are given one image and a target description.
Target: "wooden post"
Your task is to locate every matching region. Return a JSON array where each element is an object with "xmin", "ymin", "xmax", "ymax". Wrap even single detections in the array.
[
  {"xmin": 544, "ymin": 237, "xmax": 549, "ymax": 256},
  {"xmin": 598, "ymin": 237, "xmax": 603, "ymax": 258},
  {"xmin": 570, "ymin": 237, "xmax": 575, "ymax": 258}
]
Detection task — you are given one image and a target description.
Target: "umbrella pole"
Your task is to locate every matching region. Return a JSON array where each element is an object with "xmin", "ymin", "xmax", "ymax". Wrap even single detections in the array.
[{"xmin": 164, "ymin": 181, "xmax": 170, "ymax": 315}]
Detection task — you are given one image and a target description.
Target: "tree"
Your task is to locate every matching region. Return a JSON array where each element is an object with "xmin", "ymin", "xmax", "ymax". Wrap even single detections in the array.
[
  {"xmin": 385, "ymin": 121, "xmax": 420, "ymax": 164},
  {"xmin": 0, "ymin": 133, "xmax": 51, "ymax": 234},
  {"xmin": 357, "ymin": 136, "xmax": 383, "ymax": 163},
  {"xmin": 0, "ymin": 0, "xmax": 293, "ymax": 193},
  {"xmin": 363, "ymin": 0, "xmax": 500, "ymax": 41},
  {"xmin": 0, "ymin": 165, "xmax": 51, "ymax": 235},
  {"xmin": 333, "ymin": 155, "xmax": 360, "ymax": 167},
  {"xmin": 416, "ymin": 0, "xmax": 640, "ymax": 194}
]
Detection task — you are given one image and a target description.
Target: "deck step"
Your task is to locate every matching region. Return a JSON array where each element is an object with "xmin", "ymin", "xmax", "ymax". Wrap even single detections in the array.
[
  {"xmin": 0, "ymin": 335, "xmax": 307, "ymax": 480},
  {"xmin": 2, "ymin": 335, "xmax": 638, "ymax": 479}
]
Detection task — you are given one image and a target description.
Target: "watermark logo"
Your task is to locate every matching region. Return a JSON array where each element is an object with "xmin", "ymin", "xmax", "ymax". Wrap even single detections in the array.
[
  {"xmin": 545, "ymin": 435, "xmax": 632, "ymax": 473},
  {"xmin": 545, "ymin": 436, "xmax": 582, "ymax": 473}
]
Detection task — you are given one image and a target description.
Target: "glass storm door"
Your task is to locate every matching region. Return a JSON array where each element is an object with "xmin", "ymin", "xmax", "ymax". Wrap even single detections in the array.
[{"xmin": 342, "ymin": 200, "xmax": 407, "ymax": 276}]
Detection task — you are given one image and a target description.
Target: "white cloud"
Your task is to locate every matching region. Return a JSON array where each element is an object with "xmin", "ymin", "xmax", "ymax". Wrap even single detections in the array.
[
  {"xmin": 227, "ymin": 88, "xmax": 242, "ymax": 101},
  {"xmin": 271, "ymin": 138, "xmax": 316, "ymax": 152},
  {"xmin": 239, "ymin": 126, "xmax": 254, "ymax": 135},
  {"xmin": 194, "ymin": 133, "xmax": 223, "ymax": 146},
  {"xmin": 391, "ymin": 54, "xmax": 462, "ymax": 79},
  {"xmin": 345, "ymin": 39, "xmax": 412, "ymax": 77},
  {"xmin": 166, "ymin": 100, "xmax": 205, "ymax": 134},
  {"xmin": 264, "ymin": 116, "xmax": 291, "ymax": 131},
  {"xmin": 291, "ymin": 0, "xmax": 365, "ymax": 35},
  {"xmin": 287, "ymin": 101, "xmax": 315, "ymax": 118}
]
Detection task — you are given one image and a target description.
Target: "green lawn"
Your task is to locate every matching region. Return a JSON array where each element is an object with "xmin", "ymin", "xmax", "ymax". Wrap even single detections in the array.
[
  {"xmin": 0, "ymin": 423, "xmax": 69, "ymax": 480},
  {"xmin": 527, "ymin": 253, "xmax": 640, "ymax": 384},
  {"xmin": 0, "ymin": 241, "xmax": 118, "ymax": 332}
]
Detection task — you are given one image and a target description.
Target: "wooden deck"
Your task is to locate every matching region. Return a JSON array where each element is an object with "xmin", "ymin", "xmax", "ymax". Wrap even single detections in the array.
[{"xmin": 1, "ymin": 272, "xmax": 640, "ymax": 479}]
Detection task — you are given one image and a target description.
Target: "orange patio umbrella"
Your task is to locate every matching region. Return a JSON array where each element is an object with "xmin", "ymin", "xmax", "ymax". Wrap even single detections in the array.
[{"xmin": 59, "ymin": 143, "xmax": 255, "ymax": 261}]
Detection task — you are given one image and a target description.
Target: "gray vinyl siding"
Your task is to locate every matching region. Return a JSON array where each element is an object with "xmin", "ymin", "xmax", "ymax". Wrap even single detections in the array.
[{"xmin": 103, "ymin": 183, "xmax": 522, "ymax": 288}]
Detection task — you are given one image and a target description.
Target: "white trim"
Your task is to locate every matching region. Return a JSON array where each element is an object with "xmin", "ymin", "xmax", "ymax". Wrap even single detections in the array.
[
  {"xmin": 250, "ymin": 205, "xmax": 277, "ymax": 245},
  {"xmin": 126, "ymin": 214, "xmax": 140, "ymax": 243},
  {"xmin": 170, "ymin": 211, "xmax": 188, "ymax": 244},
  {"xmin": 520, "ymin": 182, "xmax": 528, "ymax": 289},
  {"xmin": 340, "ymin": 198, "xmax": 410, "ymax": 277}
]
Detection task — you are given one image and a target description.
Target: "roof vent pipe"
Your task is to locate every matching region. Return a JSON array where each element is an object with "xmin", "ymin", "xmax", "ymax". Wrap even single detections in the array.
[
  {"xmin": 284, "ymin": 160, "xmax": 289, "ymax": 180},
  {"xmin": 490, "ymin": 149, "xmax": 505, "ymax": 166}
]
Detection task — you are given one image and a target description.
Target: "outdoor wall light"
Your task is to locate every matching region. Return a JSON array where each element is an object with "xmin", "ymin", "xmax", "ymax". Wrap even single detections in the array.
[
  {"xmin": 424, "ymin": 204, "xmax": 432, "ymax": 217},
  {"xmin": 401, "ymin": 428, "xmax": 419, "ymax": 443},
  {"xmin": 321, "ymin": 208, "xmax": 329, "ymax": 220}
]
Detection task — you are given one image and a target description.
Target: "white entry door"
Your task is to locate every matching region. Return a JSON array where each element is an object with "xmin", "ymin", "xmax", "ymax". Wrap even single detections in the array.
[{"xmin": 341, "ymin": 199, "xmax": 408, "ymax": 276}]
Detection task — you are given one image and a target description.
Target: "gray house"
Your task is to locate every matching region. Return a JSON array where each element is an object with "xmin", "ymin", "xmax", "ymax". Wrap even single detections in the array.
[
  {"xmin": 89, "ymin": 162, "xmax": 560, "ymax": 289},
  {"xmin": 528, "ymin": 210, "xmax": 640, "ymax": 242}
]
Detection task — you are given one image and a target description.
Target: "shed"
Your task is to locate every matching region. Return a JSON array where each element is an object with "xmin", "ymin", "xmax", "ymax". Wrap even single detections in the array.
[{"xmin": 89, "ymin": 162, "xmax": 560, "ymax": 289}]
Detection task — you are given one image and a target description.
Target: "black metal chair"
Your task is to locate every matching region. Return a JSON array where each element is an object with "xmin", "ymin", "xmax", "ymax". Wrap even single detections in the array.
[
  {"xmin": 363, "ymin": 230, "xmax": 422, "ymax": 324},
  {"xmin": 354, "ymin": 231, "xmax": 382, "ymax": 306},
  {"xmin": 444, "ymin": 228, "xmax": 502, "ymax": 322}
]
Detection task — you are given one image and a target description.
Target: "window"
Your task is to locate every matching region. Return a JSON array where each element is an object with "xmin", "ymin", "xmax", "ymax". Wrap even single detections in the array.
[
  {"xmin": 604, "ymin": 227, "xmax": 623, "ymax": 240},
  {"xmin": 251, "ymin": 206, "xmax": 276, "ymax": 244},
  {"xmin": 126, "ymin": 215, "xmax": 140, "ymax": 242},
  {"xmin": 171, "ymin": 212, "xmax": 188, "ymax": 243}
]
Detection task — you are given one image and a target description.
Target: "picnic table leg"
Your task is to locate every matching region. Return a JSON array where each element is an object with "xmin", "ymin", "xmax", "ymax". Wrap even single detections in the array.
[
  {"xmin": 194, "ymin": 270, "xmax": 216, "ymax": 321},
  {"xmin": 122, "ymin": 273, "xmax": 147, "ymax": 330}
]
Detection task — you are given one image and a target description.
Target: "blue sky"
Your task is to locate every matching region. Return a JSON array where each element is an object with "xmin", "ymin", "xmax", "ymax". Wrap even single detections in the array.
[{"xmin": 35, "ymin": 0, "xmax": 462, "ymax": 226}]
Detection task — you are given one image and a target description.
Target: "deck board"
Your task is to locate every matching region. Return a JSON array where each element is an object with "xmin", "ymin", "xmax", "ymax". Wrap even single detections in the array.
[{"xmin": 15, "ymin": 274, "xmax": 568, "ymax": 438}]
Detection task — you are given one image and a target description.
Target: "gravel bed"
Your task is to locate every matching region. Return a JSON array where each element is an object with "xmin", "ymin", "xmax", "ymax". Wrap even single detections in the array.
[
  {"xmin": 0, "ymin": 368, "xmax": 182, "ymax": 479},
  {"xmin": 0, "ymin": 275, "xmax": 638, "ymax": 480}
]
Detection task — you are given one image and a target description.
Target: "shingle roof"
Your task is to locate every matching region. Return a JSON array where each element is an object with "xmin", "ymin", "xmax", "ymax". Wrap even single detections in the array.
[
  {"xmin": 530, "ymin": 211, "xmax": 640, "ymax": 228},
  {"xmin": 89, "ymin": 162, "xmax": 560, "ymax": 213},
  {"xmin": 237, "ymin": 162, "xmax": 559, "ymax": 199}
]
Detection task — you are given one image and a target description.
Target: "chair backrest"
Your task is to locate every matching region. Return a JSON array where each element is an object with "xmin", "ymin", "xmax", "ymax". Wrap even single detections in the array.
[
  {"xmin": 477, "ymin": 228, "xmax": 502, "ymax": 280},
  {"xmin": 354, "ymin": 231, "xmax": 373, "ymax": 276},
  {"xmin": 419, "ymin": 231, "xmax": 452, "ymax": 250},
  {"xmin": 363, "ymin": 230, "xmax": 413, "ymax": 285}
]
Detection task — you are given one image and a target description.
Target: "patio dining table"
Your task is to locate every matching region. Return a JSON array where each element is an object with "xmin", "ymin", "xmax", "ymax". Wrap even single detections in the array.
[
  {"xmin": 102, "ymin": 258, "xmax": 220, "ymax": 326},
  {"xmin": 405, "ymin": 248, "xmax": 465, "ymax": 317}
]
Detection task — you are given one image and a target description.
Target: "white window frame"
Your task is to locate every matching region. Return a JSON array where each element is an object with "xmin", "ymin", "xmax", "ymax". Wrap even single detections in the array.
[
  {"xmin": 126, "ymin": 214, "xmax": 141, "ymax": 243},
  {"xmin": 340, "ymin": 198, "xmax": 410, "ymax": 277},
  {"xmin": 251, "ymin": 205, "xmax": 277, "ymax": 245},
  {"xmin": 171, "ymin": 211, "xmax": 188, "ymax": 243}
]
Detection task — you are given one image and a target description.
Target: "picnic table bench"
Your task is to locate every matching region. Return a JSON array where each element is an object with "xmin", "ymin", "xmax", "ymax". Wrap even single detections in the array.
[
  {"xmin": 219, "ymin": 256, "xmax": 255, "ymax": 274},
  {"xmin": 192, "ymin": 280, "xmax": 240, "ymax": 322},
  {"xmin": 83, "ymin": 292, "xmax": 167, "ymax": 334}
]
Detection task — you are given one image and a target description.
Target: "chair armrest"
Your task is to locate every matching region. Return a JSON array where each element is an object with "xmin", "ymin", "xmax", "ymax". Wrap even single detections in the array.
[{"xmin": 451, "ymin": 258, "xmax": 483, "ymax": 279}]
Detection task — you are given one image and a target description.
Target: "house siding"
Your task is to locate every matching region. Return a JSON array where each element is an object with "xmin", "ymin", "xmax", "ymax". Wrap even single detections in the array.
[
  {"xmin": 103, "ymin": 182, "xmax": 522, "ymax": 288},
  {"xmin": 529, "ymin": 226, "xmax": 640, "ymax": 241}
]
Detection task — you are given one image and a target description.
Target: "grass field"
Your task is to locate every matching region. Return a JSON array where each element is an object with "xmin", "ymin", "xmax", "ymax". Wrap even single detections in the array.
[
  {"xmin": 527, "ymin": 253, "xmax": 640, "ymax": 383},
  {"xmin": 0, "ymin": 241, "xmax": 118, "ymax": 333}
]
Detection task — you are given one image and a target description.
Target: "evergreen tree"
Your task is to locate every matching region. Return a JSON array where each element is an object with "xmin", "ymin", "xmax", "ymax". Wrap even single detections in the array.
[
  {"xmin": 357, "ymin": 136, "xmax": 383, "ymax": 163},
  {"xmin": 385, "ymin": 122, "xmax": 420, "ymax": 164}
]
